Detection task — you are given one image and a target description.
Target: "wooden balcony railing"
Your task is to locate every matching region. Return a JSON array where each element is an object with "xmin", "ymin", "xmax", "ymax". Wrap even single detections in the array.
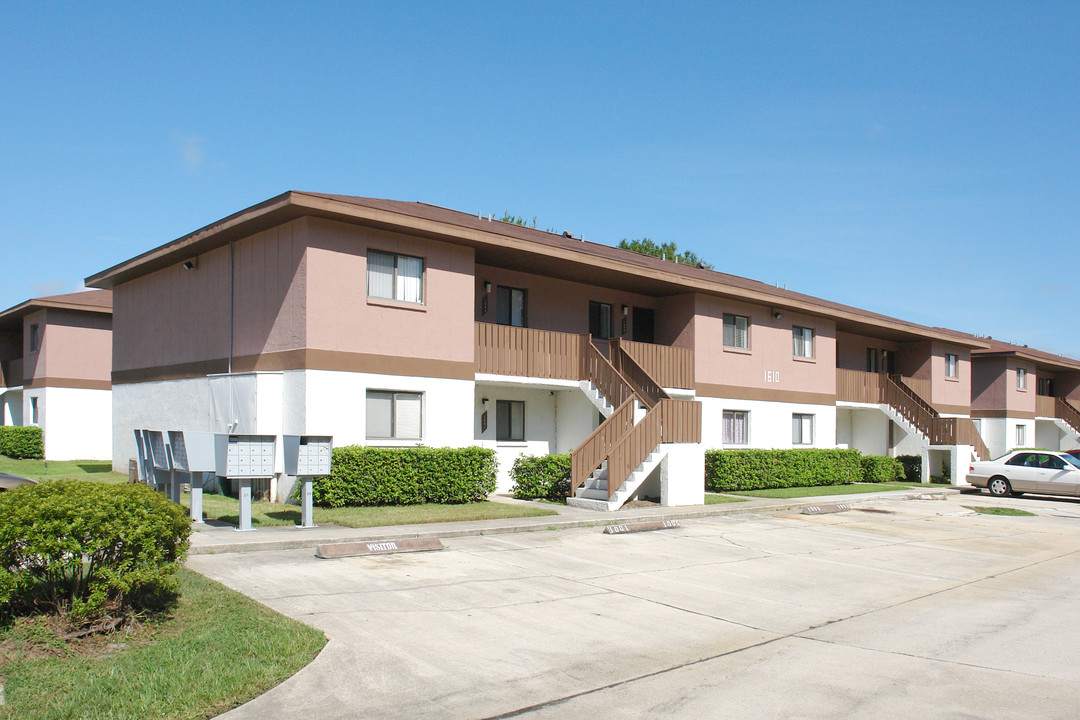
[
  {"xmin": 656, "ymin": 398, "xmax": 703, "ymax": 444},
  {"xmin": 475, "ymin": 323, "xmax": 585, "ymax": 380},
  {"xmin": 953, "ymin": 418, "xmax": 992, "ymax": 462},
  {"xmin": 610, "ymin": 338, "xmax": 694, "ymax": 389},
  {"xmin": 1036, "ymin": 395, "xmax": 1056, "ymax": 418},
  {"xmin": 610, "ymin": 343, "xmax": 670, "ymax": 409},
  {"xmin": 570, "ymin": 398, "xmax": 635, "ymax": 496},
  {"xmin": 836, "ymin": 368, "xmax": 882, "ymax": 404}
]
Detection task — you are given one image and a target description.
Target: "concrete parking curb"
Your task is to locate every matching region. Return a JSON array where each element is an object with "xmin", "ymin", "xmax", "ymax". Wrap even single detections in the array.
[{"xmin": 187, "ymin": 486, "xmax": 962, "ymax": 555}]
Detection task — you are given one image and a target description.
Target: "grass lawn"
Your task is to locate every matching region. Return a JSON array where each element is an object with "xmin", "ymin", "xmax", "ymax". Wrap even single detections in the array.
[
  {"xmin": 186, "ymin": 490, "xmax": 558, "ymax": 529},
  {"xmin": 0, "ymin": 457, "xmax": 128, "ymax": 484},
  {"xmin": 964, "ymin": 505, "xmax": 1036, "ymax": 517},
  {"xmin": 704, "ymin": 493, "xmax": 749, "ymax": 504},
  {"xmin": 721, "ymin": 482, "xmax": 924, "ymax": 499},
  {"xmin": 0, "ymin": 568, "xmax": 325, "ymax": 720}
]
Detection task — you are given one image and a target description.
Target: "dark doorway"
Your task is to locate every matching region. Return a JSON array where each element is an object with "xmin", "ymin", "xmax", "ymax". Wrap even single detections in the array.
[
  {"xmin": 633, "ymin": 307, "xmax": 655, "ymax": 343},
  {"xmin": 884, "ymin": 350, "xmax": 897, "ymax": 375}
]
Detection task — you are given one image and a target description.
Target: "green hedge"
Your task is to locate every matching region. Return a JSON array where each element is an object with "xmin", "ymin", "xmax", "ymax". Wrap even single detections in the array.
[
  {"xmin": 897, "ymin": 455, "xmax": 922, "ymax": 483},
  {"xmin": 0, "ymin": 480, "xmax": 190, "ymax": 618},
  {"xmin": 0, "ymin": 426, "xmax": 43, "ymax": 459},
  {"xmin": 511, "ymin": 454, "xmax": 571, "ymax": 501},
  {"xmin": 860, "ymin": 455, "xmax": 905, "ymax": 483},
  {"xmin": 706, "ymin": 449, "xmax": 863, "ymax": 491},
  {"xmin": 312, "ymin": 446, "xmax": 497, "ymax": 507}
]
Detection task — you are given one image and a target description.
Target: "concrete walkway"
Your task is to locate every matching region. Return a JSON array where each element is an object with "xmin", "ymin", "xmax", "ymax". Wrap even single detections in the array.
[{"xmin": 187, "ymin": 487, "xmax": 958, "ymax": 555}]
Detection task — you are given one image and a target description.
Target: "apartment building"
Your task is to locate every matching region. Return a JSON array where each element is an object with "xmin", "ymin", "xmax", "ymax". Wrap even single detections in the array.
[
  {"xmin": 86, "ymin": 192, "xmax": 994, "ymax": 507},
  {"xmin": 971, "ymin": 339, "xmax": 1080, "ymax": 458},
  {"xmin": 0, "ymin": 290, "xmax": 113, "ymax": 460}
]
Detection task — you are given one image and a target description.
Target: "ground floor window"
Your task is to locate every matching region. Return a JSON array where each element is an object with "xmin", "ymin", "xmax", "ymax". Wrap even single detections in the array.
[
  {"xmin": 792, "ymin": 413, "xmax": 814, "ymax": 445},
  {"xmin": 496, "ymin": 400, "xmax": 525, "ymax": 441},
  {"xmin": 722, "ymin": 410, "xmax": 749, "ymax": 444},
  {"xmin": 30, "ymin": 396, "xmax": 39, "ymax": 425},
  {"xmin": 1015, "ymin": 424, "xmax": 1026, "ymax": 447},
  {"xmin": 366, "ymin": 390, "xmax": 422, "ymax": 440}
]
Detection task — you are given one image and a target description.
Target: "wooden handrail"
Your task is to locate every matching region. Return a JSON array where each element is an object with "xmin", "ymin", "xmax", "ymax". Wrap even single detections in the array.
[
  {"xmin": 656, "ymin": 398, "xmax": 702, "ymax": 444},
  {"xmin": 570, "ymin": 398, "xmax": 635, "ymax": 495},
  {"xmin": 582, "ymin": 339, "xmax": 634, "ymax": 410},
  {"xmin": 606, "ymin": 407, "xmax": 663, "ymax": 500},
  {"xmin": 1057, "ymin": 397, "xmax": 1080, "ymax": 436},
  {"xmin": 888, "ymin": 374, "xmax": 938, "ymax": 419},
  {"xmin": 610, "ymin": 342, "xmax": 670, "ymax": 409},
  {"xmin": 952, "ymin": 417, "xmax": 992, "ymax": 461}
]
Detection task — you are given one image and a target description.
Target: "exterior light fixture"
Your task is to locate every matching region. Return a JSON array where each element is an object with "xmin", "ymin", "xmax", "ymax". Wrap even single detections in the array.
[{"xmin": 484, "ymin": 281, "xmax": 492, "ymax": 293}]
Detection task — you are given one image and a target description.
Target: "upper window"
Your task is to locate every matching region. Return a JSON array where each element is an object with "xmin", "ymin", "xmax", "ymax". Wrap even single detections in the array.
[
  {"xmin": 722, "ymin": 410, "xmax": 749, "ymax": 445},
  {"xmin": 589, "ymin": 301, "xmax": 613, "ymax": 340},
  {"xmin": 497, "ymin": 286, "xmax": 527, "ymax": 327},
  {"xmin": 366, "ymin": 390, "xmax": 422, "ymax": 440},
  {"xmin": 29, "ymin": 324, "xmax": 41, "ymax": 352},
  {"xmin": 945, "ymin": 353, "xmax": 958, "ymax": 379},
  {"xmin": 792, "ymin": 326, "xmax": 814, "ymax": 359},
  {"xmin": 723, "ymin": 314, "xmax": 749, "ymax": 350},
  {"xmin": 367, "ymin": 250, "xmax": 424, "ymax": 304},
  {"xmin": 1016, "ymin": 367, "xmax": 1027, "ymax": 390},
  {"xmin": 792, "ymin": 413, "xmax": 814, "ymax": 445},
  {"xmin": 496, "ymin": 399, "xmax": 525, "ymax": 442},
  {"xmin": 866, "ymin": 348, "xmax": 879, "ymax": 373}
]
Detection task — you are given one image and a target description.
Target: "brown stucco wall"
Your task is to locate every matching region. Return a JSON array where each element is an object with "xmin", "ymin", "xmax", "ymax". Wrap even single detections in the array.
[
  {"xmin": 113, "ymin": 220, "xmax": 307, "ymax": 376},
  {"xmin": 835, "ymin": 331, "xmax": 900, "ymax": 372},
  {"xmin": 972, "ymin": 356, "xmax": 1007, "ymax": 412}
]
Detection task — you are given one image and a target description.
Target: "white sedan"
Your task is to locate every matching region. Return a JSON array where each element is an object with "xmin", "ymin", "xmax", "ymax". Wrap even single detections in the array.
[{"xmin": 968, "ymin": 450, "xmax": 1080, "ymax": 498}]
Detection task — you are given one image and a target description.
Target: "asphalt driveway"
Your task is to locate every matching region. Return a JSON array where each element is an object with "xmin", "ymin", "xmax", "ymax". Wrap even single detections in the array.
[{"xmin": 187, "ymin": 492, "xmax": 1080, "ymax": 719}]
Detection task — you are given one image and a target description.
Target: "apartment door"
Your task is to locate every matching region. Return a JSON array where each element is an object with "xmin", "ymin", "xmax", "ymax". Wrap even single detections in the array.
[{"xmin": 633, "ymin": 307, "xmax": 654, "ymax": 343}]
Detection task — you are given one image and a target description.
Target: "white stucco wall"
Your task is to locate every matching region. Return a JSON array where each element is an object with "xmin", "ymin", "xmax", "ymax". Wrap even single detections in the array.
[
  {"xmin": 2, "ymin": 389, "xmax": 23, "ymax": 425},
  {"xmin": 699, "ymin": 397, "xmax": 837, "ymax": 451},
  {"xmin": 976, "ymin": 417, "xmax": 1036, "ymax": 459},
  {"xmin": 29, "ymin": 387, "xmax": 112, "ymax": 461},
  {"xmin": 661, "ymin": 442, "xmax": 705, "ymax": 506}
]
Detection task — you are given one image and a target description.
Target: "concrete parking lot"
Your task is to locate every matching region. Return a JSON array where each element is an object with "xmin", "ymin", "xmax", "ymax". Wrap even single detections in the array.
[{"xmin": 188, "ymin": 492, "xmax": 1080, "ymax": 719}]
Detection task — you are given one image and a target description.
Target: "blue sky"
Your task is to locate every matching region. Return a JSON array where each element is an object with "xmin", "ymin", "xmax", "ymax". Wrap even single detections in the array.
[{"xmin": 2, "ymin": 2, "xmax": 1077, "ymax": 357}]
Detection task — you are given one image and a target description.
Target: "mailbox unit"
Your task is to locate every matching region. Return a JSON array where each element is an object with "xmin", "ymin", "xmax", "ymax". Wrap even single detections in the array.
[
  {"xmin": 283, "ymin": 435, "xmax": 333, "ymax": 529},
  {"xmin": 214, "ymin": 434, "xmax": 277, "ymax": 532}
]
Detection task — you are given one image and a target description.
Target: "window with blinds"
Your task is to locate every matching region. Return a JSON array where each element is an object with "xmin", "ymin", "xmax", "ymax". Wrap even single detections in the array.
[
  {"xmin": 722, "ymin": 410, "xmax": 749, "ymax": 445},
  {"xmin": 496, "ymin": 400, "xmax": 525, "ymax": 442},
  {"xmin": 366, "ymin": 390, "xmax": 422, "ymax": 440},
  {"xmin": 793, "ymin": 326, "xmax": 814, "ymax": 358},
  {"xmin": 723, "ymin": 314, "xmax": 749, "ymax": 350},
  {"xmin": 497, "ymin": 286, "xmax": 527, "ymax": 327},
  {"xmin": 367, "ymin": 250, "xmax": 424, "ymax": 304},
  {"xmin": 792, "ymin": 413, "xmax": 814, "ymax": 445}
]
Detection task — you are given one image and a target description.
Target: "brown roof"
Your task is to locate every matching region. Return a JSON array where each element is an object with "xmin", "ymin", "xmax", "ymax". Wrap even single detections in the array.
[
  {"xmin": 0, "ymin": 290, "xmax": 112, "ymax": 332},
  {"xmin": 972, "ymin": 338, "xmax": 1080, "ymax": 372},
  {"xmin": 85, "ymin": 191, "xmax": 987, "ymax": 347}
]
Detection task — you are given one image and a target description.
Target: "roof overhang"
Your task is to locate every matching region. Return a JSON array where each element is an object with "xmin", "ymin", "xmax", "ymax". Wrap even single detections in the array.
[{"xmin": 85, "ymin": 191, "xmax": 989, "ymax": 348}]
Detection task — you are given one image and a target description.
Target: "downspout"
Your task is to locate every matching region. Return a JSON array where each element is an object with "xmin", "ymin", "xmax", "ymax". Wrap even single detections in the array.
[{"xmin": 228, "ymin": 241, "xmax": 234, "ymax": 375}]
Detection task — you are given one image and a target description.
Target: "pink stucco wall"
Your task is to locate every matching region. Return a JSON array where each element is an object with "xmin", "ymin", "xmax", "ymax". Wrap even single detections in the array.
[
  {"xmin": 23, "ymin": 309, "xmax": 111, "ymax": 384},
  {"xmin": 1005, "ymin": 358, "xmax": 1036, "ymax": 415},
  {"xmin": 972, "ymin": 356, "xmax": 1037, "ymax": 414},
  {"xmin": 306, "ymin": 218, "xmax": 474, "ymax": 364},
  {"xmin": 930, "ymin": 341, "xmax": 971, "ymax": 410},
  {"xmin": 693, "ymin": 295, "xmax": 836, "ymax": 397},
  {"xmin": 473, "ymin": 264, "xmax": 656, "ymax": 340}
]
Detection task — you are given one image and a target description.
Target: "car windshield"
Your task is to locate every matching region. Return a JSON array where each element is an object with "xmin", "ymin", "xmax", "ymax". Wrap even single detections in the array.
[{"xmin": 1065, "ymin": 455, "xmax": 1080, "ymax": 470}]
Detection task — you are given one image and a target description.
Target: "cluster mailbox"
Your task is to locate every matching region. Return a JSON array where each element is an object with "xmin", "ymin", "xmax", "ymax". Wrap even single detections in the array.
[
  {"xmin": 283, "ymin": 435, "xmax": 332, "ymax": 529},
  {"xmin": 214, "ymin": 434, "xmax": 277, "ymax": 532},
  {"xmin": 171, "ymin": 431, "xmax": 216, "ymax": 524}
]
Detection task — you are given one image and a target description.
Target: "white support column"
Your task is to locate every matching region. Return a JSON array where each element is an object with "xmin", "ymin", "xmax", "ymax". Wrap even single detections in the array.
[
  {"xmin": 660, "ymin": 443, "xmax": 705, "ymax": 507},
  {"xmin": 951, "ymin": 446, "xmax": 973, "ymax": 487}
]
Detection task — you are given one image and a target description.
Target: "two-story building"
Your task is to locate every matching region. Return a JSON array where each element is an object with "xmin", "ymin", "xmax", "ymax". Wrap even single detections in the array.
[
  {"xmin": 971, "ymin": 339, "xmax": 1080, "ymax": 458},
  {"xmin": 0, "ymin": 290, "xmax": 113, "ymax": 460},
  {"xmin": 86, "ymin": 192, "xmax": 995, "ymax": 506}
]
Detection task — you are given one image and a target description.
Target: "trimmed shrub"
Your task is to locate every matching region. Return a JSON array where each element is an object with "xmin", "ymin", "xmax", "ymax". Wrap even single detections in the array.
[
  {"xmin": 860, "ymin": 455, "xmax": 905, "ymax": 483},
  {"xmin": 0, "ymin": 480, "xmax": 190, "ymax": 618},
  {"xmin": 312, "ymin": 446, "xmax": 497, "ymax": 507},
  {"xmin": 511, "ymin": 454, "xmax": 571, "ymax": 501},
  {"xmin": 705, "ymin": 449, "xmax": 863, "ymax": 492},
  {"xmin": 0, "ymin": 426, "xmax": 43, "ymax": 459},
  {"xmin": 897, "ymin": 455, "xmax": 922, "ymax": 483}
]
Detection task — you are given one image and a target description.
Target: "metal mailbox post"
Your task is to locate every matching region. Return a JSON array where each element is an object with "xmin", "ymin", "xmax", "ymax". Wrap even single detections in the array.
[
  {"xmin": 147, "ymin": 430, "xmax": 181, "ymax": 503},
  {"xmin": 169, "ymin": 430, "xmax": 216, "ymax": 523},
  {"xmin": 133, "ymin": 429, "xmax": 155, "ymax": 486},
  {"xmin": 283, "ymin": 435, "xmax": 332, "ymax": 529},
  {"xmin": 214, "ymin": 434, "xmax": 276, "ymax": 532}
]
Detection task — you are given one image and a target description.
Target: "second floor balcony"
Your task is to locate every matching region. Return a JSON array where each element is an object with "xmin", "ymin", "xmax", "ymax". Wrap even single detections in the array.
[{"xmin": 475, "ymin": 322, "xmax": 694, "ymax": 390}]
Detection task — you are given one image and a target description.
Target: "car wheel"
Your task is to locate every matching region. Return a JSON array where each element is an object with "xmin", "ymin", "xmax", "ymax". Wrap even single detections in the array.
[{"xmin": 988, "ymin": 476, "xmax": 1011, "ymax": 497}]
